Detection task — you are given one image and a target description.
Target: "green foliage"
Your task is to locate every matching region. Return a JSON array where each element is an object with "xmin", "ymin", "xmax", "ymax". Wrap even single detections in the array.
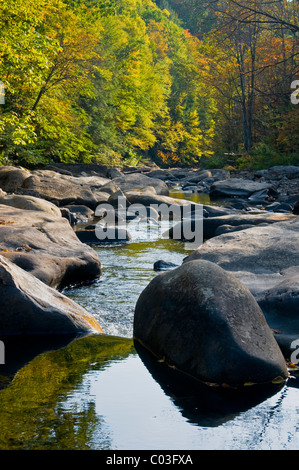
[
  {"xmin": 1, "ymin": 0, "xmax": 296, "ymax": 169},
  {"xmin": 0, "ymin": 0, "xmax": 218, "ymax": 167},
  {"xmin": 236, "ymin": 144, "xmax": 299, "ymax": 171}
]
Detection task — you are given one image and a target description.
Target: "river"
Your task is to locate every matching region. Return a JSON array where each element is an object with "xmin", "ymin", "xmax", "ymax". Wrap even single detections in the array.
[{"xmin": 0, "ymin": 191, "xmax": 298, "ymax": 450}]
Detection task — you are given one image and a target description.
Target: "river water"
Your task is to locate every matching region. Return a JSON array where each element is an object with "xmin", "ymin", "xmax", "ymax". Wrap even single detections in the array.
[{"xmin": 0, "ymin": 191, "xmax": 298, "ymax": 450}]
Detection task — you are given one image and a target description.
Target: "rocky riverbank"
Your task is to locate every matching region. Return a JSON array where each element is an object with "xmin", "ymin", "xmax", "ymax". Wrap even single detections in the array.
[{"xmin": 0, "ymin": 162, "xmax": 298, "ymax": 388}]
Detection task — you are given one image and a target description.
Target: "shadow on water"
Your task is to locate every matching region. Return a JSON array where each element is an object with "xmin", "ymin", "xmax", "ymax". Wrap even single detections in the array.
[
  {"xmin": 0, "ymin": 334, "xmax": 80, "ymax": 390},
  {"xmin": 0, "ymin": 333, "xmax": 134, "ymax": 391},
  {"xmin": 134, "ymin": 340, "xmax": 286, "ymax": 428},
  {"xmin": 0, "ymin": 334, "xmax": 134, "ymax": 450}
]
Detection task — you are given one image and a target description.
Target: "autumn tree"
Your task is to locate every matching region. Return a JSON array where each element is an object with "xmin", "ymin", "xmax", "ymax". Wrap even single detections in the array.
[{"xmin": 0, "ymin": 0, "xmax": 102, "ymax": 164}]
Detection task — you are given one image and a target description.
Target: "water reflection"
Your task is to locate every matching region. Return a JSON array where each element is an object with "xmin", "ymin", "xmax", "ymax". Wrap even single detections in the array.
[
  {"xmin": 0, "ymin": 334, "xmax": 134, "ymax": 450},
  {"xmin": 0, "ymin": 333, "xmax": 298, "ymax": 450},
  {"xmin": 134, "ymin": 341, "xmax": 286, "ymax": 428},
  {"xmin": 0, "ymin": 334, "xmax": 78, "ymax": 390}
]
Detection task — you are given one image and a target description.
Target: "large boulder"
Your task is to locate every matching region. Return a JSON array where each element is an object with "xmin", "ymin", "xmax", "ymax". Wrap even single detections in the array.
[
  {"xmin": 0, "ymin": 255, "xmax": 103, "ymax": 335},
  {"xmin": 185, "ymin": 217, "xmax": 299, "ymax": 299},
  {"xmin": 0, "ymin": 193, "xmax": 62, "ymax": 217},
  {"xmin": 112, "ymin": 173, "xmax": 169, "ymax": 196},
  {"xmin": 255, "ymin": 165, "xmax": 299, "ymax": 180},
  {"xmin": 134, "ymin": 260, "xmax": 288, "ymax": 387},
  {"xmin": 146, "ymin": 169, "xmax": 174, "ymax": 180},
  {"xmin": 0, "ymin": 166, "xmax": 31, "ymax": 193},
  {"xmin": 64, "ymin": 205, "xmax": 95, "ymax": 223},
  {"xmin": 44, "ymin": 162, "xmax": 110, "ymax": 178},
  {"xmin": 18, "ymin": 173, "xmax": 98, "ymax": 209},
  {"xmin": 125, "ymin": 192, "xmax": 193, "ymax": 208},
  {"xmin": 76, "ymin": 226, "xmax": 132, "ymax": 244},
  {"xmin": 210, "ymin": 178, "xmax": 278, "ymax": 199},
  {"xmin": 17, "ymin": 170, "xmax": 110, "ymax": 209},
  {"xmin": 0, "ymin": 205, "xmax": 102, "ymax": 289},
  {"xmin": 184, "ymin": 217, "xmax": 299, "ymax": 357},
  {"xmin": 166, "ymin": 212, "xmax": 295, "ymax": 242}
]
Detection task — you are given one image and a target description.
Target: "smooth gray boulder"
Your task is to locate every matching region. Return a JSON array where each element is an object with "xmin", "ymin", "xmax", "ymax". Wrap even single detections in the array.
[
  {"xmin": 255, "ymin": 165, "xmax": 299, "ymax": 180},
  {"xmin": 0, "ymin": 166, "xmax": 31, "ymax": 193},
  {"xmin": 184, "ymin": 217, "xmax": 299, "ymax": 297},
  {"xmin": 112, "ymin": 173, "xmax": 169, "ymax": 196},
  {"xmin": 184, "ymin": 217, "xmax": 299, "ymax": 358},
  {"xmin": 0, "ymin": 193, "xmax": 62, "ymax": 217},
  {"xmin": 107, "ymin": 167, "xmax": 123, "ymax": 179},
  {"xmin": 44, "ymin": 162, "xmax": 109, "ymax": 178},
  {"xmin": 0, "ymin": 205, "xmax": 102, "ymax": 289},
  {"xmin": 18, "ymin": 173, "xmax": 100, "ymax": 209},
  {"xmin": 76, "ymin": 226, "xmax": 132, "ymax": 244},
  {"xmin": 146, "ymin": 169, "xmax": 174, "ymax": 180},
  {"xmin": 210, "ymin": 178, "xmax": 278, "ymax": 198},
  {"xmin": 64, "ymin": 205, "xmax": 94, "ymax": 222},
  {"xmin": 0, "ymin": 255, "xmax": 103, "ymax": 335},
  {"xmin": 166, "ymin": 212, "xmax": 294, "ymax": 241},
  {"xmin": 134, "ymin": 260, "xmax": 288, "ymax": 387},
  {"xmin": 153, "ymin": 260, "xmax": 179, "ymax": 271}
]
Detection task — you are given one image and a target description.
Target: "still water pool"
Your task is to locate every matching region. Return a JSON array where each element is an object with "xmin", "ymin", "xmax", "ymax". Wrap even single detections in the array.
[{"xmin": 0, "ymin": 194, "xmax": 299, "ymax": 450}]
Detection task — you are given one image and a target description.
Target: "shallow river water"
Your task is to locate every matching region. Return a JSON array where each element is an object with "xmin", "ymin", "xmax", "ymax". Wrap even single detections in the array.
[{"xmin": 0, "ymin": 192, "xmax": 299, "ymax": 450}]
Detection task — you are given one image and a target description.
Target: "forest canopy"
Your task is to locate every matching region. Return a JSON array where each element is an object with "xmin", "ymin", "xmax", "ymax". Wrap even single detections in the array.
[{"xmin": 0, "ymin": 0, "xmax": 298, "ymax": 169}]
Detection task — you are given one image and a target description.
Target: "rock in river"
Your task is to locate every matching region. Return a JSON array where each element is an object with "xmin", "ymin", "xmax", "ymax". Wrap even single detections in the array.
[
  {"xmin": 210, "ymin": 178, "xmax": 278, "ymax": 199},
  {"xmin": 0, "ymin": 166, "xmax": 31, "ymax": 193},
  {"xmin": 16, "ymin": 170, "xmax": 110, "ymax": 209},
  {"xmin": 134, "ymin": 260, "xmax": 288, "ymax": 388},
  {"xmin": 0, "ymin": 205, "xmax": 102, "ymax": 289},
  {"xmin": 184, "ymin": 217, "xmax": 299, "ymax": 358},
  {"xmin": 76, "ymin": 226, "xmax": 132, "ymax": 245},
  {"xmin": 0, "ymin": 193, "xmax": 62, "ymax": 217},
  {"xmin": 112, "ymin": 173, "xmax": 169, "ymax": 196},
  {"xmin": 0, "ymin": 255, "xmax": 103, "ymax": 336},
  {"xmin": 166, "ymin": 211, "xmax": 294, "ymax": 242}
]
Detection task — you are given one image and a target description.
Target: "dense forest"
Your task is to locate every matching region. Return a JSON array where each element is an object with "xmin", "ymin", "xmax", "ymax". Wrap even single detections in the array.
[{"xmin": 0, "ymin": 0, "xmax": 298, "ymax": 169}]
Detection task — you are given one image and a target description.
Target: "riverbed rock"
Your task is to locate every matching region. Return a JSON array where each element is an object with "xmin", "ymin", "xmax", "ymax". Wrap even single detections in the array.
[
  {"xmin": 0, "ymin": 193, "xmax": 62, "ymax": 217},
  {"xmin": 293, "ymin": 201, "xmax": 299, "ymax": 215},
  {"xmin": 76, "ymin": 226, "xmax": 132, "ymax": 244},
  {"xmin": 181, "ymin": 170, "xmax": 213, "ymax": 185},
  {"xmin": 0, "ymin": 254, "xmax": 103, "ymax": 335},
  {"xmin": 125, "ymin": 192, "xmax": 190, "ymax": 207},
  {"xmin": 18, "ymin": 173, "xmax": 99, "ymax": 209},
  {"xmin": 124, "ymin": 192, "xmax": 202, "ymax": 221},
  {"xmin": 16, "ymin": 170, "xmax": 111, "ymax": 210},
  {"xmin": 0, "ymin": 166, "xmax": 31, "ymax": 193},
  {"xmin": 214, "ymin": 223, "xmax": 256, "ymax": 236},
  {"xmin": 45, "ymin": 162, "xmax": 110, "ymax": 178},
  {"xmin": 255, "ymin": 165, "xmax": 299, "ymax": 180},
  {"xmin": 146, "ymin": 169, "xmax": 174, "ymax": 180},
  {"xmin": 210, "ymin": 178, "xmax": 278, "ymax": 199},
  {"xmin": 107, "ymin": 167, "xmax": 123, "ymax": 179},
  {"xmin": 134, "ymin": 260, "xmax": 288, "ymax": 387},
  {"xmin": 112, "ymin": 173, "xmax": 169, "ymax": 196},
  {"xmin": 0, "ymin": 205, "xmax": 102, "ymax": 289},
  {"xmin": 64, "ymin": 205, "xmax": 95, "ymax": 223},
  {"xmin": 166, "ymin": 212, "xmax": 294, "ymax": 241},
  {"xmin": 184, "ymin": 217, "xmax": 299, "ymax": 357},
  {"xmin": 202, "ymin": 204, "xmax": 236, "ymax": 218},
  {"xmin": 153, "ymin": 260, "xmax": 179, "ymax": 271},
  {"xmin": 265, "ymin": 202, "xmax": 294, "ymax": 213}
]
